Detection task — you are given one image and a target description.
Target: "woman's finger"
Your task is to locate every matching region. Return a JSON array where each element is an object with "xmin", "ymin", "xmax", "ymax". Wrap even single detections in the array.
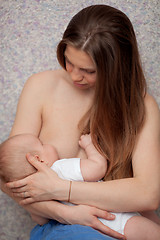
[
  {"xmin": 20, "ymin": 197, "xmax": 36, "ymax": 205},
  {"xmin": 13, "ymin": 191, "xmax": 30, "ymax": 198},
  {"xmin": 6, "ymin": 154, "xmax": 51, "ymax": 189},
  {"xmin": 12, "ymin": 186, "xmax": 27, "ymax": 193},
  {"xmin": 93, "ymin": 208, "xmax": 126, "ymax": 239},
  {"xmin": 95, "ymin": 209, "xmax": 115, "ymax": 220},
  {"xmin": 6, "ymin": 178, "xmax": 28, "ymax": 189},
  {"xmin": 93, "ymin": 219, "xmax": 126, "ymax": 240}
]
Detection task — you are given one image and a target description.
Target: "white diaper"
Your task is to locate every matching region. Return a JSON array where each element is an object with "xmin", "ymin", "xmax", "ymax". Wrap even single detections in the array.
[{"xmin": 99, "ymin": 212, "xmax": 140, "ymax": 234}]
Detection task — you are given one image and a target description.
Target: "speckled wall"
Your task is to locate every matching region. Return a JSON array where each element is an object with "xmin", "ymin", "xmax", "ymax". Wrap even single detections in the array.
[{"xmin": 0, "ymin": 0, "xmax": 159, "ymax": 239}]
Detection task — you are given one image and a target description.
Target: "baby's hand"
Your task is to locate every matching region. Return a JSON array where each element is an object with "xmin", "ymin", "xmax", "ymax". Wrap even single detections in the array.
[{"xmin": 79, "ymin": 134, "xmax": 92, "ymax": 149}]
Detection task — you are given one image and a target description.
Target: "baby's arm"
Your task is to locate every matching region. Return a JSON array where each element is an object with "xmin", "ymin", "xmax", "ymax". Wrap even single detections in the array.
[{"xmin": 79, "ymin": 134, "xmax": 107, "ymax": 181}]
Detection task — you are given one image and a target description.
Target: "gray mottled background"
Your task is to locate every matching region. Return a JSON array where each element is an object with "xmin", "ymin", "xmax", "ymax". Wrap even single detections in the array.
[{"xmin": 0, "ymin": 0, "xmax": 160, "ymax": 239}]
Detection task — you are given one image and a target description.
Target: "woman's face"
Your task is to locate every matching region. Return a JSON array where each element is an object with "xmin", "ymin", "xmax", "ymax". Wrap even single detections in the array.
[{"xmin": 64, "ymin": 45, "xmax": 97, "ymax": 90}]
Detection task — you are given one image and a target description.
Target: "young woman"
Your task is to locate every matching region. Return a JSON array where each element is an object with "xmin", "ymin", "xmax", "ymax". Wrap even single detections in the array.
[{"xmin": 2, "ymin": 4, "xmax": 160, "ymax": 240}]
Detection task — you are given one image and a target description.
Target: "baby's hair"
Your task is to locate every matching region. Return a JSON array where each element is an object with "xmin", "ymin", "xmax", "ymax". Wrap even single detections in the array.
[{"xmin": 0, "ymin": 134, "xmax": 41, "ymax": 182}]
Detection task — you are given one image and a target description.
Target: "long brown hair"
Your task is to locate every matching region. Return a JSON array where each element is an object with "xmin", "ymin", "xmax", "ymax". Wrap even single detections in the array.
[{"xmin": 57, "ymin": 5, "xmax": 147, "ymax": 180}]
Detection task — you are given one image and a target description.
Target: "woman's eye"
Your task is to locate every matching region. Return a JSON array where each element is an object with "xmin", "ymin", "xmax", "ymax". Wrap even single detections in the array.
[
  {"xmin": 65, "ymin": 58, "xmax": 73, "ymax": 66},
  {"xmin": 86, "ymin": 70, "xmax": 96, "ymax": 74},
  {"xmin": 80, "ymin": 69, "xmax": 96, "ymax": 74}
]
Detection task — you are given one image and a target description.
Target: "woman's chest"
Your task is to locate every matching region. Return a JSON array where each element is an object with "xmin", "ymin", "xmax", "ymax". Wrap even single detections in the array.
[{"xmin": 39, "ymin": 94, "xmax": 90, "ymax": 159}]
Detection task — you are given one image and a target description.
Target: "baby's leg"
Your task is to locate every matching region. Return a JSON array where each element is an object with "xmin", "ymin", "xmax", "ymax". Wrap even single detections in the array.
[
  {"xmin": 140, "ymin": 210, "xmax": 160, "ymax": 225},
  {"xmin": 124, "ymin": 215, "xmax": 160, "ymax": 240}
]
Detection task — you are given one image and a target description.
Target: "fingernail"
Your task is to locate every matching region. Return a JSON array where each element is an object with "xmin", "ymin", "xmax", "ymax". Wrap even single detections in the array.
[{"xmin": 110, "ymin": 214, "xmax": 115, "ymax": 219}]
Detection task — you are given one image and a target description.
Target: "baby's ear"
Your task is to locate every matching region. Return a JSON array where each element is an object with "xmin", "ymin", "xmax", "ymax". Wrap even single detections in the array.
[
  {"xmin": 34, "ymin": 155, "xmax": 44, "ymax": 162},
  {"xmin": 26, "ymin": 153, "xmax": 49, "ymax": 171},
  {"xmin": 26, "ymin": 153, "xmax": 44, "ymax": 163}
]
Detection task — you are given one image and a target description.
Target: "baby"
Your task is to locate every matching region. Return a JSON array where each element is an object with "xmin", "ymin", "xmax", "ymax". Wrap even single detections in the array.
[{"xmin": 0, "ymin": 133, "xmax": 160, "ymax": 239}]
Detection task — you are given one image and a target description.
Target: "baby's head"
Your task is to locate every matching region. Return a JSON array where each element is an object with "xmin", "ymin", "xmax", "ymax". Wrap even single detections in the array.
[{"xmin": 0, "ymin": 134, "xmax": 58, "ymax": 182}]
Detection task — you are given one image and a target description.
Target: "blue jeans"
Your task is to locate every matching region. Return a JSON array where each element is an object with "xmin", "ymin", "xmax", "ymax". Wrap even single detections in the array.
[{"xmin": 30, "ymin": 220, "xmax": 118, "ymax": 240}]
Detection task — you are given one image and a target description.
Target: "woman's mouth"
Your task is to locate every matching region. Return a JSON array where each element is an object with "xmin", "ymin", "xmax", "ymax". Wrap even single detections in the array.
[{"xmin": 73, "ymin": 81, "xmax": 88, "ymax": 89}]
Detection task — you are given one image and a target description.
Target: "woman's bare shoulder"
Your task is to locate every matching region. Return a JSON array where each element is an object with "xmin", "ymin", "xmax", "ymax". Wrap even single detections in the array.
[
  {"xmin": 23, "ymin": 69, "xmax": 67, "ymax": 93},
  {"xmin": 28, "ymin": 69, "xmax": 65, "ymax": 84},
  {"xmin": 145, "ymin": 93, "xmax": 160, "ymax": 116},
  {"xmin": 144, "ymin": 93, "xmax": 160, "ymax": 130}
]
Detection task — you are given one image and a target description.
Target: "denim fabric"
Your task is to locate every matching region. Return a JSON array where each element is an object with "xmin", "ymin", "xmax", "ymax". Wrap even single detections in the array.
[{"xmin": 30, "ymin": 220, "xmax": 118, "ymax": 240}]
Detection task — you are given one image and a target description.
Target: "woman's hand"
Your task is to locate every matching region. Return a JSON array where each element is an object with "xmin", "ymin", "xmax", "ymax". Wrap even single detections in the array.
[
  {"xmin": 6, "ymin": 153, "xmax": 69, "ymax": 205},
  {"xmin": 1, "ymin": 179, "xmax": 13, "ymax": 197},
  {"xmin": 67, "ymin": 204, "xmax": 126, "ymax": 240}
]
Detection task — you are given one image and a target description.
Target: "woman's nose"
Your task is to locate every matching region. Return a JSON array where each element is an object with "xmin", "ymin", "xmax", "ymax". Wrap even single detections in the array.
[{"xmin": 70, "ymin": 67, "xmax": 83, "ymax": 81}]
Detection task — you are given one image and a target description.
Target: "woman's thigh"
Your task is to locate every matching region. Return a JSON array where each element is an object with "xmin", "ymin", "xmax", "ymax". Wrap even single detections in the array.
[{"xmin": 30, "ymin": 220, "xmax": 118, "ymax": 240}]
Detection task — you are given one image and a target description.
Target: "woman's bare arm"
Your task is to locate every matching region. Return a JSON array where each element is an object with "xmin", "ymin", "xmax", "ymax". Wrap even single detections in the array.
[
  {"xmin": 1, "ymin": 179, "xmax": 69, "ymax": 224},
  {"xmin": 9, "ymin": 72, "xmax": 47, "ymax": 137},
  {"xmin": 1, "ymin": 180, "xmax": 124, "ymax": 239}
]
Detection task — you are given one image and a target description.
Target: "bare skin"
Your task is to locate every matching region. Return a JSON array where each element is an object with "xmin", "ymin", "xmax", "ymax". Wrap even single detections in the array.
[
  {"xmin": 79, "ymin": 134, "xmax": 107, "ymax": 181},
  {"xmin": 2, "ymin": 45, "xmax": 160, "ymax": 239}
]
